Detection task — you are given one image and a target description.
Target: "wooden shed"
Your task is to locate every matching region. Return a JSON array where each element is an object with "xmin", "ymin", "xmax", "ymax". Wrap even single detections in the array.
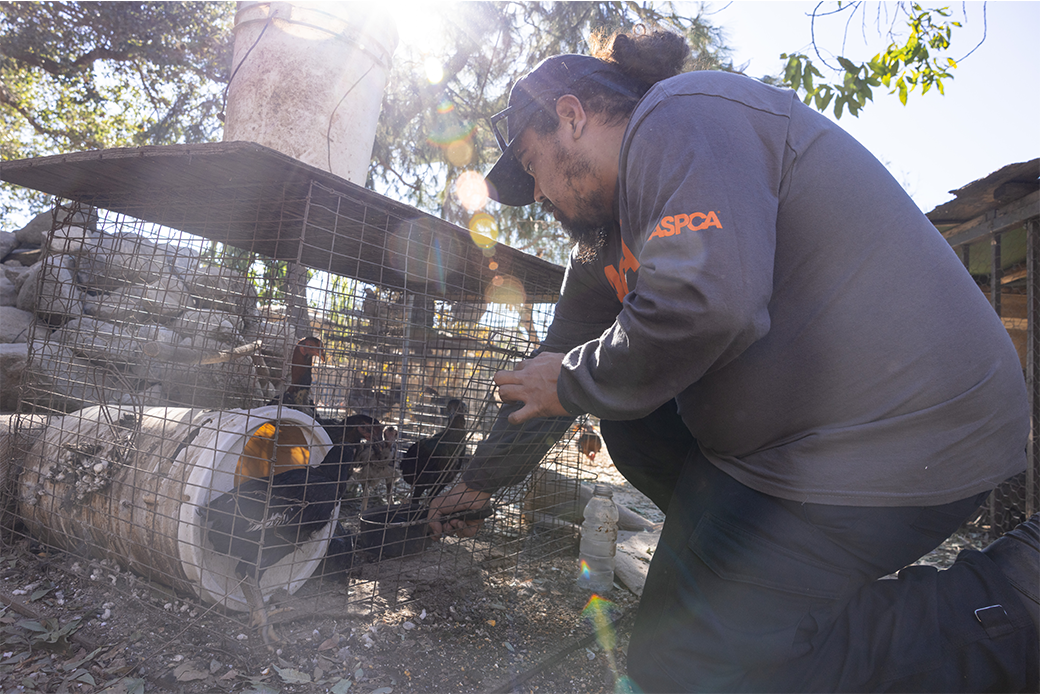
[{"xmin": 927, "ymin": 157, "xmax": 1040, "ymax": 531}]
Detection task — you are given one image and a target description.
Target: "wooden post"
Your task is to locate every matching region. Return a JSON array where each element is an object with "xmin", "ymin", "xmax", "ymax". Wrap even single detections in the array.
[
  {"xmin": 990, "ymin": 232, "xmax": 1003, "ymax": 527},
  {"xmin": 1027, "ymin": 218, "xmax": 1039, "ymax": 517}
]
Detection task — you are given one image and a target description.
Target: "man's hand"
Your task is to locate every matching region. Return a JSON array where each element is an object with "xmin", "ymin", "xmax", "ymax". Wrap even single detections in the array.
[
  {"xmin": 495, "ymin": 352, "xmax": 569, "ymax": 424},
  {"xmin": 427, "ymin": 483, "xmax": 493, "ymax": 541}
]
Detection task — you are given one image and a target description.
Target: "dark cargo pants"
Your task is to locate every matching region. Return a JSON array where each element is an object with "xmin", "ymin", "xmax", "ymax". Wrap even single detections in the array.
[{"xmin": 600, "ymin": 402, "xmax": 1039, "ymax": 692}]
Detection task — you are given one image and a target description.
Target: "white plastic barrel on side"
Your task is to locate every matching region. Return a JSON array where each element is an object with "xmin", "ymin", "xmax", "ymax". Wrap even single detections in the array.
[
  {"xmin": 176, "ymin": 405, "xmax": 334, "ymax": 612},
  {"xmin": 18, "ymin": 405, "xmax": 334, "ymax": 611},
  {"xmin": 223, "ymin": 1, "xmax": 399, "ymax": 183}
]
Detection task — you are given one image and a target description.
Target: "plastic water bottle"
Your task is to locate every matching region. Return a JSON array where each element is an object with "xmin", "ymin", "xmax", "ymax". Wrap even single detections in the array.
[{"xmin": 578, "ymin": 485, "xmax": 619, "ymax": 593}]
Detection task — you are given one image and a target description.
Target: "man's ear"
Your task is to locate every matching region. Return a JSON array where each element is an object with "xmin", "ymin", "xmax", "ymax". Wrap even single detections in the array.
[{"xmin": 555, "ymin": 95, "xmax": 587, "ymax": 140}]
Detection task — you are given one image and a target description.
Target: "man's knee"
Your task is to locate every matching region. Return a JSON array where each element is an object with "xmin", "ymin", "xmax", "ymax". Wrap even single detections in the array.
[{"xmin": 600, "ymin": 400, "xmax": 693, "ymax": 510}]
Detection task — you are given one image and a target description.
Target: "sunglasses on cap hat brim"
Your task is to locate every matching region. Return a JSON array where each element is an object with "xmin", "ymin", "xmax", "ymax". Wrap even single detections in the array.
[{"xmin": 484, "ymin": 56, "xmax": 643, "ymax": 207}]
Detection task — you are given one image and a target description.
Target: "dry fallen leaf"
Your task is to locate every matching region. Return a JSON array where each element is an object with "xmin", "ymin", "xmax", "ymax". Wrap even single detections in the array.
[
  {"xmin": 173, "ymin": 663, "xmax": 209, "ymax": 682},
  {"xmin": 318, "ymin": 635, "xmax": 341, "ymax": 651}
]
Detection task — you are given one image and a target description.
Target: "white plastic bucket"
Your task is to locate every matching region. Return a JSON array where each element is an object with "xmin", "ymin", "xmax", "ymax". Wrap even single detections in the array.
[
  {"xmin": 223, "ymin": 1, "xmax": 399, "ymax": 183},
  {"xmin": 18, "ymin": 405, "xmax": 333, "ymax": 612}
]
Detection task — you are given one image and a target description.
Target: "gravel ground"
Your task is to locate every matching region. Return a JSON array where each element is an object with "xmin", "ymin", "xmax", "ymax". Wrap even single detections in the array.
[{"xmin": 0, "ymin": 445, "xmax": 986, "ymax": 694}]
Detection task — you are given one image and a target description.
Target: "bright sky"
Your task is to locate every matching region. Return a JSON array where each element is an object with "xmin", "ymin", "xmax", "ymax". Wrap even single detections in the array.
[{"xmin": 704, "ymin": 1, "xmax": 1040, "ymax": 214}]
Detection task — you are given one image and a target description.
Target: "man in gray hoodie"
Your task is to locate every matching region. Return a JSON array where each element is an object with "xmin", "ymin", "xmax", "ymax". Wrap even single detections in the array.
[{"xmin": 428, "ymin": 30, "xmax": 1039, "ymax": 692}]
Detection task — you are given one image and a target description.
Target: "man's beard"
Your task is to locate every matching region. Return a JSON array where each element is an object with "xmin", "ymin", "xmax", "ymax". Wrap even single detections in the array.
[{"xmin": 545, "ymin": 140, "xmax": 613, "ymax": 263}]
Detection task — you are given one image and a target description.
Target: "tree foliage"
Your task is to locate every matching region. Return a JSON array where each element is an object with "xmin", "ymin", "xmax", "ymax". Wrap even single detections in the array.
[
  {"xmin": 370, "ymin": 2, "xmax": 733, "ymax": 261},
  {"xmin": 0, "ymin": 1, "xmax": 234, "ymax": 213},
  {"xmin": 775, "ymin": 2, "xmax": 976, "ymax": 119},
  {"xmin": 1, "ymin": 2, "xmax": 982, "ymax": 261}
]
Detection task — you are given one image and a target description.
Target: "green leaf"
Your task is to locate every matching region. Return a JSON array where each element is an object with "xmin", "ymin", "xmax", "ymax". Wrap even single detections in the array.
[
  {"xmin": 30, "ymin": 586, "xmax": 54, "ymax": 602},
  {"xmin": 331, "ymin": 678, "xmax": 353, "ymax": 694},
  {"xmin": 101, "ymin": 677, "xmax": 147, "ymax": 693},
  {"xmin": 16, "ymin": 619, "xmax": 47, "ymax": 633},
  {"xmin": 0, "ymin": 650, "xmax": 31, "ymax": 665},
  {"xmin": 836, "ymin": 56, "xmax": 858, "ymax": 73},
  {"xmin": 244, "ymin": 685, "xmax": 281, "ymax": 694}
]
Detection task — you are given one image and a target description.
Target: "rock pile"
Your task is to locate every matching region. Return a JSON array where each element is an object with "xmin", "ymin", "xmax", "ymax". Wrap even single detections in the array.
[{"xmin": 1, "ymin": 207, "xmax": 300, "ymax": 414}]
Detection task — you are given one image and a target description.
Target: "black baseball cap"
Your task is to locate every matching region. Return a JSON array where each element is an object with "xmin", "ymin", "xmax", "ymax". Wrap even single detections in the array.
[{"xmin": 484, "ymin": 54, "xmax": 644, "ymax": 206}]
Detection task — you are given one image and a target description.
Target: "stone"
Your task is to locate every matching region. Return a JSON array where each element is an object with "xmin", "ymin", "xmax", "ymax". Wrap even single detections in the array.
[
  {"xmin": 0, "ymin": 274, "xmax": 17, "ymax": 307},
  {"xmin": 25, "ymin": 340, "xmax": 138, "ymax": 412},
  {"xmin": 7, "ymin": 210, "xmax": 269, "ymax": 414},
  {"xmin": 13, "ymin": 209, "xmax": 52, "ymax": 246},
  {"xmin": 131, "ymin": 324, "xmax": 182, "ymax": 382},
  {"xmin": 133, "ymin": 322, "xmax": 181, "ymax": 345},
  {"xmin": 82, "ymin": 290, "xmax": 143, "ymax": 323},
  {"xmin": 251, "ymin": 314, "xmax": 293, "ymax": 358},
  {"xmin": 16, "ymin": 206, "xmax": 97, "ymax": 248},
  {"xmin": 174, "ymin": 333, "xmax": 234, "ymax": 355},
  {"xmin": 3, "ymin": 262, "xmax": 32, "ymax": 289},
  {"xmin": 170, "ymin": 308, "xmax": 243, "ymax": 345},
  {"xmin": 0, "ymin": 343, "xmax": 29, "ymax": 411},
  {"xmin": 90, "ymin": 275, "xmax": 193, "ymax": 322},
  {"xmin": 614, "ymin": 529, "xmax": 661, "ymax": 597},
  {"xmin": 184, "ymin": 265, "xmax": 258, "ymax": 316},
  {"xmin": 0, "ymin": 307, "xmax": 36, "ymax": 343},
  {"xmin": 45, "ymin": 224, "xmax": 100, "ymax": 256},
  {"xmin": 4, "ymin": 247, "xmax": 42, "ymax": 267},
  {"xmin": 0, "ymin": 230, "xmax": 17, "ymax": 260},
  {"xmin": 158, "ymin": 243, "xmax": 201, "ymax": 279},
  {"xmin": 51, "ymin": 318, "xmax": 142, "ymax": 368},
  {"xmin": 16, "ymin": 257, "xmax": 82, "ymax": 325},
  {"xmin": 158, "ymin": 355, "xmax": 259, "ymax": 409},
  {"xmin": 77, "ymin": 231, "xmax": 165, "ymax": 290}
]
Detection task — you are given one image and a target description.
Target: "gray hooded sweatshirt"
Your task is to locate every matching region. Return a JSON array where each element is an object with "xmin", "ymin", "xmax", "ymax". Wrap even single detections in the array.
[{"xmin": 462, "ymin": 70, "xmax": 1026, "ymax": 507}]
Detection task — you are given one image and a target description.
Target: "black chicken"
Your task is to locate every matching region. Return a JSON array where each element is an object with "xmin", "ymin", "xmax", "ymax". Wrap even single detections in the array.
[
  {"xmin": 267, "ymin": 336, "xmax": 325, "ymax": 417},
  {"xmin": 317, "ymin": 412, "xmax": 384, "ymax": 503},
  {"xmin": 347, "ymin": 374, "xmax": 402, "ymax": 418},
  {"xmin": 318, "ymin": 413, "xmax": 383, "ymax": 455},
  {"xmin": 198, "ymin": 443, "xmax": 355, "ymax": 648},
  {"xmin": 400, "ymin": 398, "xmax": 469, "ymax": 503}
]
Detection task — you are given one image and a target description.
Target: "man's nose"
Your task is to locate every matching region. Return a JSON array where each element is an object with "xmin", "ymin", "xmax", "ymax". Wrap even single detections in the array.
[{"xmin": 532, "ymin": 179, "xmax": 545, "ymax": 204}]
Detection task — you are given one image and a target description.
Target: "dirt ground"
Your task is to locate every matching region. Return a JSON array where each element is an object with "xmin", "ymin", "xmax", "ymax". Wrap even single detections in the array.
[{"xmin": 0, "ymin": 448, "xmax": 986, "ymax": 694}]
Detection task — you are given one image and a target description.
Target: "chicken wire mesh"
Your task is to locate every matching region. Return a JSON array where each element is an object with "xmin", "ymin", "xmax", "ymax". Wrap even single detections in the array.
[{"xmin": 0, "ymin": 145, "xmax": 596, "ymax": 649}]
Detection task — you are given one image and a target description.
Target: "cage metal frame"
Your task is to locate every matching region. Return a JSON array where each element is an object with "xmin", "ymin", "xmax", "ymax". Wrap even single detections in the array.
[{"xmin": 0, "ymin": 143, "xmax": 592, "ymax": 647}]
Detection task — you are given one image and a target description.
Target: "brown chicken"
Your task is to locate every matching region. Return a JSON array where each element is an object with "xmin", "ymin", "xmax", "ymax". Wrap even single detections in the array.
[
  {"xmin": 353, "ymin": 426, "xmax": 397, "ymax": 510},
  {"xmin": 268, "ymin": 336, "xmax": 325, "ymax": 418},
  {"xmin": 577, "ymin": 423, "xmax": 603, "ymax": 463}
]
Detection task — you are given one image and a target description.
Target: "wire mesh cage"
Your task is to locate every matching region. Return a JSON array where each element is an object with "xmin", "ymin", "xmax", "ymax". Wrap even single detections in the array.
[
  {"xmin": 0, "ymin": 144, "xmax": 593, "ymax": 649},
  {"xmin": 937, "ymin": 165, "xmax": 1040, "ymax": 539}
]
